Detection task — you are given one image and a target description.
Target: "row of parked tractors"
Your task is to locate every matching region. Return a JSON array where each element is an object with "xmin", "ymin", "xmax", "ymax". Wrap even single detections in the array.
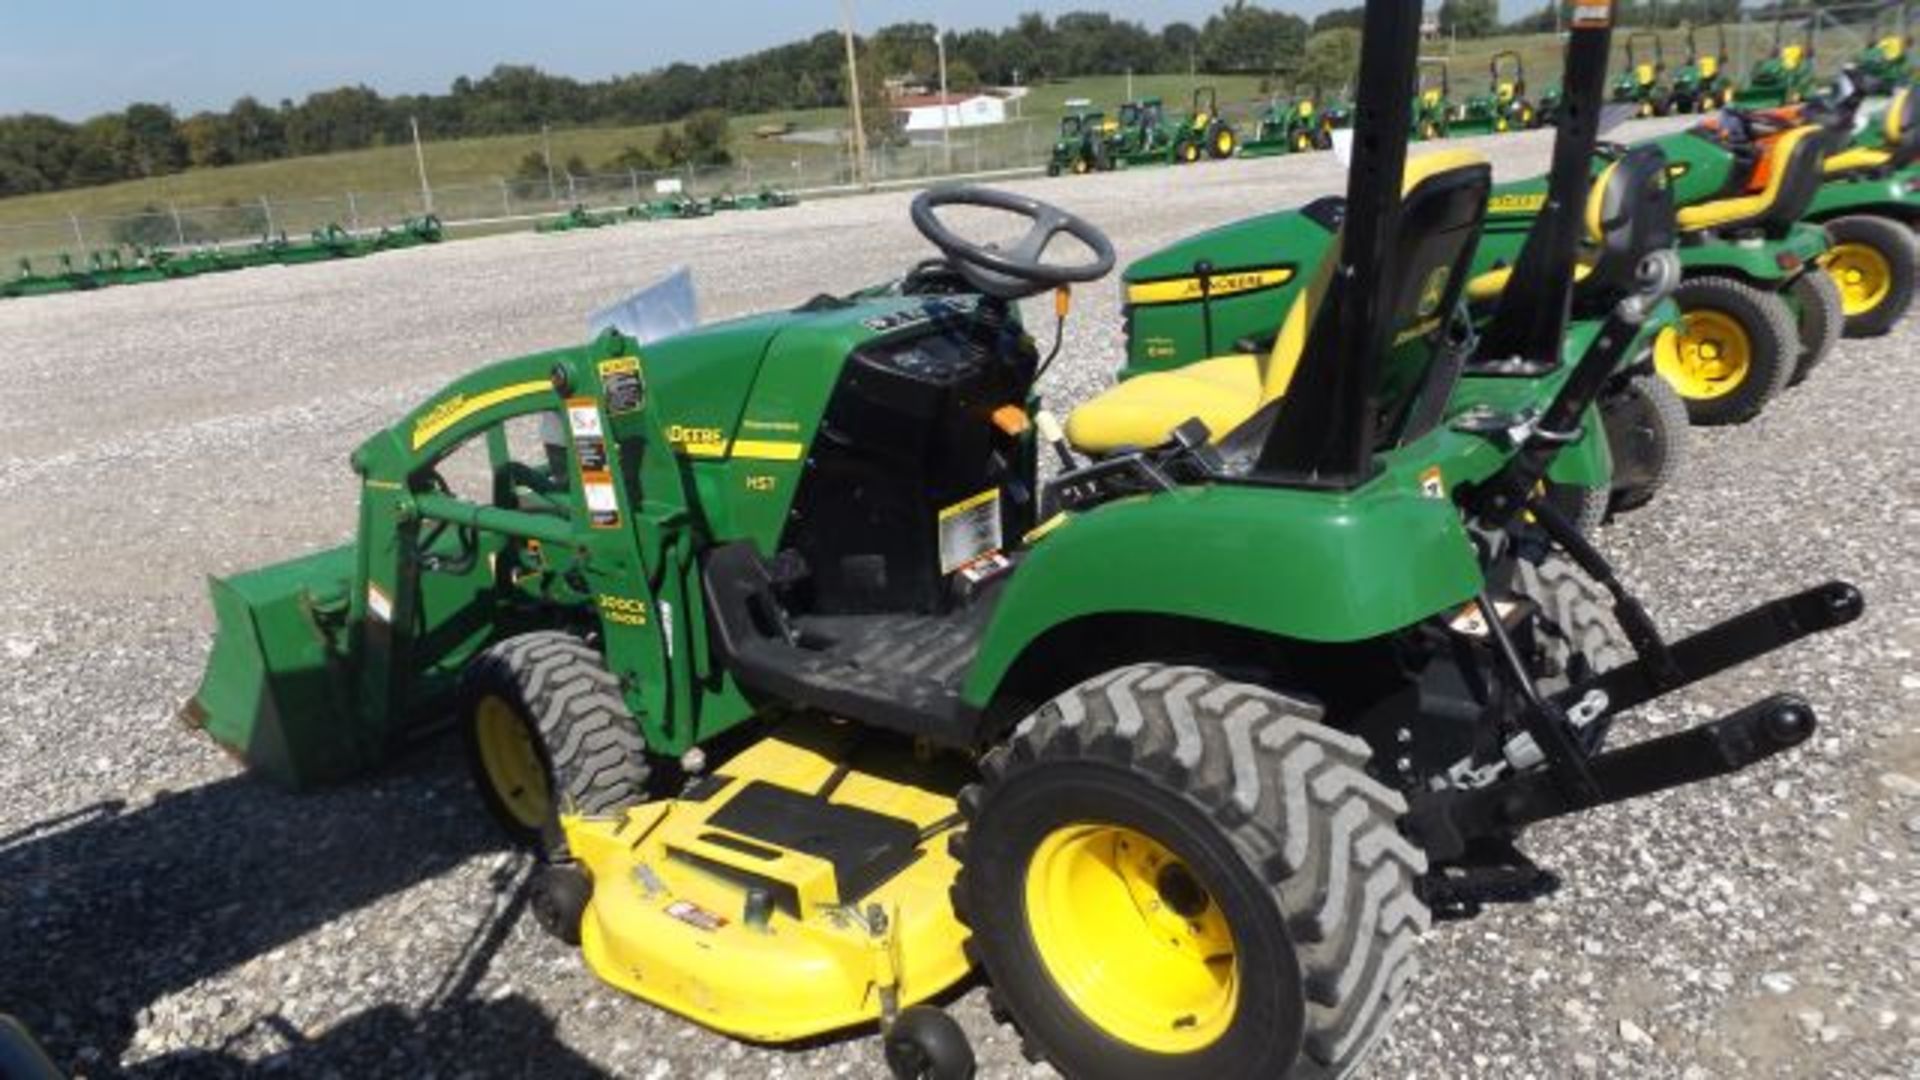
[
  {"xmin": 535, "ymin": 187, "xmax": 799, "ymax": 234},
  {"xmin": 1, "ymin": 215, "xmax": 444, "ymax": 301},
  {"xmin": 1049, "ymin": 16, "xmax": 1915, "ymax": 174}
]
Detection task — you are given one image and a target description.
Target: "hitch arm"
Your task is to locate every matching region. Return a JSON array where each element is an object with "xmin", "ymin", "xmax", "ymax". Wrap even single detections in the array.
[
  {"xmin": 1553, "ymin": 580, "xmax": 1863, "ymax": 718},
  {"xmin": 1409, "ymin": 693, "xmax": 1818, "ymax": 863}
]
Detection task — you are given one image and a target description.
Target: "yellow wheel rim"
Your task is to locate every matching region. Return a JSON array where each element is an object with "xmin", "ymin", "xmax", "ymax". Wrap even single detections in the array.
[
  {"xmin": 1826, "ymin": 242, "xmax": 1892, "ymax": 317},
  {"xmin": 1216, "ymin": 131, "xmax": 1234, "ymax": 155},
  {"xmin": 1024, "ymin": 824, "xmax": 1239, "ymax": 1053},
  {"xmin": 1072, "ymin": 158, "xmax": 1090, "ymax": 175},
  {"xmin": 475, "ymin": 694, "xmax": 551, "ymax": 829},
  {"xmin": 1658, "ymin": 309, "xmax": 1754, "ymax": 400}
]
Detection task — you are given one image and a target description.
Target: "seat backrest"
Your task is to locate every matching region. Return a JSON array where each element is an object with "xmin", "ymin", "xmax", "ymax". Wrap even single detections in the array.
[
  {"xmin": 1781, "ymin": 44, "xmax": 1806, "ymax": 70},
  {"xmin": 1254, "ymin": 151, "xmax": 1492, "ymax": 407},
  {"xmin": 1756, "ymin": 125, "xmax": 1827, "ymax": 229},
  {"xmin": 1576, "ymin": 146, "xmax": 1678, "ymax": 309},
  {"xmin": 1889, "ymin": 88, "xmax": 1919, "ymax": 164},
  {"xmin": 1700, "ymin": 55, "xmax": 1720, "ymax": 78}
]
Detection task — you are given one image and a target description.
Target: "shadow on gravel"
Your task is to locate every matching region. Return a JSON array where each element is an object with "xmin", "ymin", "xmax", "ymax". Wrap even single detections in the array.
[{"xmin": 0, "ymin": 744, "xmax": 603, "ymax": 1077}]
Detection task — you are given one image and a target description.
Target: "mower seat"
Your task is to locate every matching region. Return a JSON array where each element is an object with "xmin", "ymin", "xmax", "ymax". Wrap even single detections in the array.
[
  {"xmin": 1825, "ymin": 88, "xmax": 1918, "ymax": 176},
  {"xmin": 1067, "ymin": 151, "xmax": 1491, "ymax": 455},
  {"xmin": 1675, "ymin": 124, "xmax": 1825, "ymax": 233},
  {"xmin": 1471, "ymin": 147, "xmax": 1677, "ymax": 309}
]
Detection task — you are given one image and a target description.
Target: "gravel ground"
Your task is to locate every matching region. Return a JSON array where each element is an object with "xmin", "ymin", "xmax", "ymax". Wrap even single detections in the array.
[{"xmin": 1, "ymin": 119, "xmax": 1915, "ymax": 1080}]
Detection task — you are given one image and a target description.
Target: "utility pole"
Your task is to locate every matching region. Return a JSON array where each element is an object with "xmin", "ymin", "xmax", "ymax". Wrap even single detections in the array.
[
  {"xmin": 842, "ymin": 0, "xmax": 869, "ymax": 187},
  {"xmin": 410, "ymin": 116, "xmax": 433, "ymax": 213},
  {"xmin": 541, "ymin": 123, "xmax": 557, "ymax": 202},
  {"xmin": 1126, "ymin": 67, "xmax": 1134, "ymax": 101},
  {"xmin": 936, "ymin": 24, "xmax": 952, "ymax": 172}
]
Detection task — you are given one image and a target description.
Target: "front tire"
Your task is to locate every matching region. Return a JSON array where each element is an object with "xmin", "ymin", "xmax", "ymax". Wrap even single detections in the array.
[
  {"xmin": 1823, "ymin": 215, "xmax": 1919, "ymax": 338},
  {"xmin": 1660, "ymin": 276, "xmax": 1797, "ymax": 425},
  {"xmin": 1785, "ymin": 268, "xmax": 1843, "ymax": 385},
  {"xmin": 459, "ymin": 631, "xmax": 652, "ymax": 847},
  {"xmin": 953, "ymin": 665, "xmax": 1428, "ymax": 1080}
]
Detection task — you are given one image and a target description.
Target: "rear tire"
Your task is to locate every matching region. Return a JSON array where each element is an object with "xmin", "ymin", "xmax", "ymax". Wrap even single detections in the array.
[
  {"xmin": 1601, "ymin": 372, "xmax": 1689, "ymax": 514},
  {"xmin": 1542, "ymin": 482, "xmax": 1609, "ymax": 536},
  {"xmin": 1823, "ymin": 215, "xmax": 1919, "ymax": 338},
  {"xmin": 1661, "ymin": 276, "xmax": 1796, "ymax": 425},
  {"xmin": 952, "ymin": 665, "xmax": 1428, "ymax": 1080},
  {"xmin": 459, "ymin": 631, "xmax": 651, "ymax": 847},
  {"xmin": 1785, "ymin": 268, "xmax": 1842, "ymax": 385}
]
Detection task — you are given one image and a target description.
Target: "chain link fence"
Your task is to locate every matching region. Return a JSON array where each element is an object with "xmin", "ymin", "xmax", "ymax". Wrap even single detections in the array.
[{"xmin": 0, "ymin": 118, "xmax": 1060, "ymax": 267}]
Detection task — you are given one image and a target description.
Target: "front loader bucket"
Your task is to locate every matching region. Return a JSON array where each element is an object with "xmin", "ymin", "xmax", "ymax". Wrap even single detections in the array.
[{"xmin": 181, "ymin": 544, "xmax": 366, "ymax": 789}]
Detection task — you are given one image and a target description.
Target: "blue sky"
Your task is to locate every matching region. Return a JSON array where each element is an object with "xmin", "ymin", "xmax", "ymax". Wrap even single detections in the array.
[{"xmin": 3, "ymin": 1, "xmax": 1545, "ymax": 121}]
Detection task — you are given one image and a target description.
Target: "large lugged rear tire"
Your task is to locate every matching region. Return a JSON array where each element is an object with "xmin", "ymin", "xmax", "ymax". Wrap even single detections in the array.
[
  {"xmin": 1601, "ymin": 371, "xmax": 1689, "ymax": 513},
  {"xmin": 460, "ymin": 631, "xmax": 651, "ymax": 846},
  {"xmin": 1661, "ymin": 276, "xmax": 1797, "ymax": 426},
  {"xmin": 1785, "ymin": 268, "xmax": 1843, "ymax": 385},
  {"xmin": 1822, "ymin": 215, "xmax": 1919, "ymax": 338},
  {"xmin": 952, "ymin": 665, "xmax": 1429, "ymax": 1080}
]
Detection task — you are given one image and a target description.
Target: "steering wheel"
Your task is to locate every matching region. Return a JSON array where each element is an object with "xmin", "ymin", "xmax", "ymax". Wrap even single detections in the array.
[{"xmin": 910, "ymin": 186, "xmax": 1116, "ymax": 300}]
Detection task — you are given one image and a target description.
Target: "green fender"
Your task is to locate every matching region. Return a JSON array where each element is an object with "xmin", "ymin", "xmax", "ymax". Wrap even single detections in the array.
[
  {"xmin": 1679, "ymin": 221, "xmax": 1829, "ymax": 284},
  {"xmin": 1805, "ymin": 171, "xmax": 1920, "ymax": 223},
  {"xmin": 962, "ymin": 432, "xmax": 1506, "ymax": 708}
]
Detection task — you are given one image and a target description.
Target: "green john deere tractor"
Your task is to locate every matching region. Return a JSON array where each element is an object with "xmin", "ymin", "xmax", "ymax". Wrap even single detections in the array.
[
  {"xmin": 1670, "ymin": 24, "xmax": 1735, "ymax": 114},
  {"xmin": 1455, "ymin": 50, "xmax": 1539, "ymax": 135},
  {"xmin": 1612, "ymin": 32, "xmax": 1672, "ymax": 117},
  {"xmin": 1413, "ymin": 59, "xmax": 1452, "ymax": 140},
  {"xmin": 1853, "ymin": 6, "xmax": 1912, "ymax": 94},
  {"xmin": 1046, "ymin": 104, "xmax": 1110, "ymax": 176},
  {"xmin": 1105, "ymin": 97, "xmax": 1178, "ymax": 166},
  {"xmin": 1737, "ymin": 20, "xmax": 1819, "ymax": 107},
  {"xmin": 183, "ymin": 3, "xmax": 1865, "ymax": 1078},
  {"xmin": 1239, "ymin": 85, "xmax": 1336, "ymax": 157},
  {"xmin": 1175, "ymin": 85, "xmax": 1240, "ymax": 162}
]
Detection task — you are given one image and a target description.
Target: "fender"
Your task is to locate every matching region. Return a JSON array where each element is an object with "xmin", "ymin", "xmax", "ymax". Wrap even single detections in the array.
[
  {"xmin": 1678, "ymin": 221, "xmax": 1829, "ymax": 283},
  {"xmin": 963, "ymin": 432, "xmax": 1504, "ymax": 707},
  {"xmin": 1804, "ymin": 170, "xmax": 1920, "ymax": 223}
]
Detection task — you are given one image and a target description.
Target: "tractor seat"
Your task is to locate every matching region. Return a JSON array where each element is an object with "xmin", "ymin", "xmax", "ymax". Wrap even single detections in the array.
[
  {"xmin": 1781, "ymin": 45, "xmax": 1806, "ymax": 71},
  {"xmin": 1468, "ymin": 146, "xmax": 1677, "ymax": 311},
  {"xmin": 1675, "ymin": 124, "xmax": 1825, "ymax": 233},
  {"xmin": 1825, "ymin": 88, "xmax": 1918, "ymax": 176},
  {"xmin": 1066, "ymin": 151, "xmax": 1492, "ymax": 455},
  {"xmin": 1700, "ymin": 56, "xmax": 1720, "ymax": 78}
]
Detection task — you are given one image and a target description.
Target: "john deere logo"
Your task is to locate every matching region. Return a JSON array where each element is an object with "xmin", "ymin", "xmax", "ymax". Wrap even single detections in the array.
[{"xmin": 1417, "ymin": 267, "xmax": 1451, "ymax": 317}]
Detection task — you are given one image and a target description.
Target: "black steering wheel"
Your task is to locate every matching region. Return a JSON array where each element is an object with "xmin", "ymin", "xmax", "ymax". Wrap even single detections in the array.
[{"xmin": 910, "ymin": 186, "xmax": 1116, "ymax": 300}]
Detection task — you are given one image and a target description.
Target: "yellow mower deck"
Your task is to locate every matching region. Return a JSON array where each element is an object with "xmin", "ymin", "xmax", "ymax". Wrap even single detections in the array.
[{"xmin": 562, "ymin": 722, "xmax": 972, "ymax": 1042}]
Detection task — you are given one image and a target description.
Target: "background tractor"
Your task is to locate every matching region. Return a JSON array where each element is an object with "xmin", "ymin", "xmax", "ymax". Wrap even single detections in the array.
[
  {"xmin": 1175, "ymin": 85, "xmax": 1240, "ymax": 162},
  {"xmin": 1738, "ymin": 19, "xmax": 1820, "ymax": 107},
  {"xmin": 1853, "ymin": 5, "xmax": 1913, "ymax": 93},
  {"xmin": 179, "ymin": 3, "xmax": 1865, "ymax": 1078},
  {"xmin": 1412, "ymin": 59, "xmax": 1452, "ymax": 140},
  {"xmin": 1455, "ymin": 50, "xmax": 1539, "ymax": 134},
  {"xmin": 1239, "ymin": 84, "xmax": 1336, "ymax": 157},
  {"xmin": 1613, "ymin": 32, "xmax": 1673, "ymax": 117},
  {"xmin": 1670, "ymin": 24, "xmax": 1735, "ymax": 114},
  {"xmin": 1106, "ymin": 96, "xmax": 1180, "ymax": 166},
  {"xmin": 1046, "ymin": 104, "xmax": 1110, "ymax": 176}
]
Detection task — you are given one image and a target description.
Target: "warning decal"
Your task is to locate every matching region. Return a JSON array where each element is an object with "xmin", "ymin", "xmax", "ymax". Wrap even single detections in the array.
[
  {"xmin": 567, "ymin": 398, "xmax": 608, "ymax": 471},
  {"xmin": 599, "ymin": 357, "xmax": 645, "ymax": 415},
  {"xmin": 938, "ymin": 489, "xmax": 1003, "ymax": 575},
  {"xmin": 582, "ymin": 470, "xmax": 621, "ymax": 529}
]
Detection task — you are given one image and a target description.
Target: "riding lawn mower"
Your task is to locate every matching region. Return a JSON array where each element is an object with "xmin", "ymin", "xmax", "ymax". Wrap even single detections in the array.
[{"xmin": 183, "ymin": 2, "xmax": 1864, "ymax": 1078}]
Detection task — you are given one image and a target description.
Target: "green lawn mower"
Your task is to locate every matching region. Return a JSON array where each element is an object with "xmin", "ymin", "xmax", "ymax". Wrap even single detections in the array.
[
  {"xmin": 1612, "ymin": 32, "xmax": 1673, "ymax": 117},
  {"xmin": 1853, "ymin": 6, "xmax": 1912, "ymax": 95},
  {"xmin": 1413, "ymin": 59, "xmax": 1452, "ymax": 140},
  {"xmin": 1746, "ymin": 76, "xmax": 1920, "ymax": 338},
  {"xmin": 1046, "ymin": 104, "xmax": 1111, "ymax": 176},
  {"xmin": 1640, "ymin": 113, "xmax": 1843, "ymax": 424},
  {"xmin": 1454, "ymin": 50, "xmax": 1539, "ymax": 135},
  {"xmin": 182, "ymin": 4, "xmax": 1865, "ymax": 1078},
  {"xmin": 1670, "ymin": 24, "xmax": 1735, "ymax": 114},
  {"xmin": 1737, "ymin": 20, "xmax": 1819, "ymax": 107},
  {"xmin": 1239, "ymin": 85, "xmax": 1336, "ymax": 157}
]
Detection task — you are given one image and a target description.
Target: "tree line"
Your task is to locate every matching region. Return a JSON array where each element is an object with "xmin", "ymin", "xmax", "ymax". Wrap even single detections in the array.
[{"xmin": 0, "ymin": 1, "xmax": 1753, "ymax": 200}]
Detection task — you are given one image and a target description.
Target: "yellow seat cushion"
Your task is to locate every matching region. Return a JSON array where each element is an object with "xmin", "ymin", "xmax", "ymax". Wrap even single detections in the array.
[
  {"xmin": 1066, "ymin": 149, "xmax": 1489, "ymax": 456},
  {"xmin": 1676, "ymin": 126, "xmax": 1819, "ymax": 231},
  {"xmin": 1825, "ymin": 146, "xmax": 1895, "ymax": 176},
  {"xmin": 1063, "ymin": 353, "xmax": 1265, "ymax": 454}
]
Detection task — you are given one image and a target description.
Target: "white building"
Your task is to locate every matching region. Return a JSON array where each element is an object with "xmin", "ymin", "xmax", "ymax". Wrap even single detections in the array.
[{"xmin": 894, "ymin": 92, "xmax": 1008, "ymax": 134}]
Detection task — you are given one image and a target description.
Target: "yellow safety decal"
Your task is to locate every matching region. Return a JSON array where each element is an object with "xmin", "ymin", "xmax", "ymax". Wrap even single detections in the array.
[
  {"xmin": 411, "ymin": 380, "xmax": 550, "ymax": 450},
  {"xmin": 1126, "ymin": 267, "xmax": 1296, "ymax": 307},
  {"xmin": 731, "ymin": 439, "xmax": 805, "ymax": 461},
  {"xmin": 1419, "ymin": 465, "xmax": 1446, "ymax": 500},
  {"xmin": 939, "ymin": 489, "xmax": 1000, "ymax": 521},
  {"xmin": 598, "ymin": 357, "xmax": 645, "ymax": 414},
  {"xmin": 1487, "ymin": 193, "xmax": 1548, "ymax": 214}
]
